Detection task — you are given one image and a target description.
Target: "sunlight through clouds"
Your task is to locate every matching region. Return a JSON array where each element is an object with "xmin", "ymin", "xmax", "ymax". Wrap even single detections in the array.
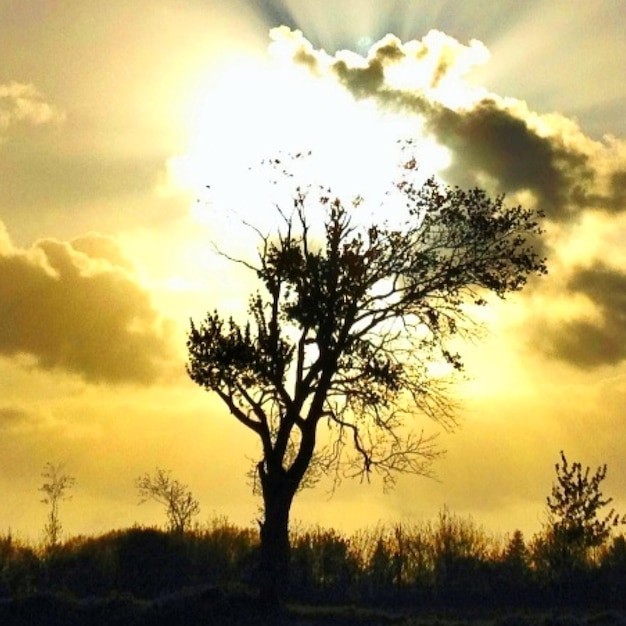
[
  {"xmin": 166, "ymin": 28, "xmax": 470, "ymax": 243},
  {"xmin": 166, "ymin": 52, "xmax": 413, "ymax": 203},
  {"xmin": 162, "ymin": 21, "xmax": 626, "ymax": 378}
]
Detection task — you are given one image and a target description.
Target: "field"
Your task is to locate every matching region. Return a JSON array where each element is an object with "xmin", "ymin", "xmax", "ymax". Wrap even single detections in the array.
[{"xmin": 1, "ymin": 589, "xmax": 626, "ymax": 626}]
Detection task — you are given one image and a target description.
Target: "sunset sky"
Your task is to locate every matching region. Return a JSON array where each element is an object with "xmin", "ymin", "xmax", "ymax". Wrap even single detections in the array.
[{"xmin": 2, "ymin": 0, "xmax": 626, "ymax": 543}]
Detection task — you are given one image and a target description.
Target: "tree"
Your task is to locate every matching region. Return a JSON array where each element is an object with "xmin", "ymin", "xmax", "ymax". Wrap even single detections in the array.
[
  {"xmin": 502, "ymin": 529, "xmax": 528, "ymax": 575},
  {"xmin": 544, "ymin": 450, "xmax": 624, "ymax": 570},
  {"xmin": 39, "ymin": 462, "xmax": 75, "ymax": 549},
  {"xmin": 136, "ymin": 468, "xmax": 201, "ymax": 533},
  {"xmin": 187, "ymin": 154, "xmax": 546, "ymax": 603},
  {"xmin": 498, "ymin": 529, "xmax": 530, "ymax": 602}
]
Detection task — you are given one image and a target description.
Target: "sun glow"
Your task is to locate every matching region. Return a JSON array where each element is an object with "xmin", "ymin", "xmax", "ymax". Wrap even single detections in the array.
[
  {"xmin": 169, "ymin": 56, "xmax": 405, "ymax": 196},
  {"xmin": 166, "ymin": 36, "xmax": 458, "ymax": 234}
]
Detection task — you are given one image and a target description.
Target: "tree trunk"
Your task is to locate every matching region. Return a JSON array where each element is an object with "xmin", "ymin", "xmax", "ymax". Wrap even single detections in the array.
[{"xmin": 258, "ymin": 476, "xmax": 295, "ymax": 606}]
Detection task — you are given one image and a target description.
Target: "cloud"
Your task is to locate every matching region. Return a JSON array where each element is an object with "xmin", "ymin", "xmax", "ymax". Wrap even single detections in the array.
[
  {"xmin": 273, "ymin": 27, "xmax": 626, "ymax": 224},
  {"xmin": 0, "ymin": 223, "xmax": 177, "ymax": 384},
  {"xmin": 537, "ymin": 263, "xmax": 626, "ymax": 369},
  {"xmin": 0, "ymin": 82, "xmax": 64, "ymax": 138},
  {"xmin": 0, "ymin": 405, "xmax": 31, "ymax": 427},
  {"xmin": 422, "ymin": 102, "xmax": 595, "ymax": 221},
  {"xmin": 267, "ymin": 27, "xmax": 626, "ymax": 370}
]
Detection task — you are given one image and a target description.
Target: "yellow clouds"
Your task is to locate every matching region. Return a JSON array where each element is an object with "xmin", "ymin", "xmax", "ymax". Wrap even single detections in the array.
[
  {"xmin": 0, "ymin": 82, "xmax": 65, "ymax": 137},
  {"xmin": 528, "ymin": 262, "xmax": 626, "ymax": 370},
  {"xmin": 0, "ymin": 223, "xmax": 177, "ymax": 384}
]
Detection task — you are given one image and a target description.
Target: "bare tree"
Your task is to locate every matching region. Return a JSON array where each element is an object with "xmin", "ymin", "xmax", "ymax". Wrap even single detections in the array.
[
  {"xmin": 187, "ymin": 154, "xmax": 546, "ymax": 603},
  {"xmin": 136, "ymin": 468, "xmax": 200, "ymax": 533},
  {"xmin": 39, "ymin": 462, "xmax": 75, "ymax": 549}
]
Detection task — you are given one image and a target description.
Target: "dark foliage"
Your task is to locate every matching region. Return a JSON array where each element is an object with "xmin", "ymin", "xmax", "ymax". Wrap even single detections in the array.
[
  {"xmin": 0, "ymin": 514, "xmax": 626, "ymax": 621},
  {"xmin": 0, "ymin": 523, "xmax": 256, "ymax": 602},
  {"xmin": 545, "ymin": 451, "xmax": 624, "ymax": 570}
]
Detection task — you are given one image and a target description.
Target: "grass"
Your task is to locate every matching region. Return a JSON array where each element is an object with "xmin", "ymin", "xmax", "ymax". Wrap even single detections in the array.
[{"xmin": 1, "ymin": 589, "xmax": 625, "ymax": 626}]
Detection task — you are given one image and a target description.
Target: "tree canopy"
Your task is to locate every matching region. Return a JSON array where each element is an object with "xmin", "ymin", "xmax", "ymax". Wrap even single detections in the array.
[{"xmin": 188, "ymin": 160, "xmax": 545, "ymax": 486}]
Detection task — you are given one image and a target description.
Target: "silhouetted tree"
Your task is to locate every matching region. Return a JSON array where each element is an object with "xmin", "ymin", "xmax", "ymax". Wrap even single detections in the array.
[
  {"xmin": 136, "ymin": 468, "xmax": 200, "ymax": 534},
  {"xmin": 431, "ymin": 506, "xmax": 492, "ymax": 604},
  {"xmin": 187, "ymin": 153, "xmax": 546, "ymax": 604},
  {"xmin": 39, "ymin": 462, "xmax": 75, "ymax": 549},
  {"xmin": 496, "ymin": 530, "xmax": 530, "ymax": 605},
  {"xmin": 502, "ymin": 529, "xmax": 529, "ymax": 576},
  {"xmin": 545, "ymin": 451, "xmax": 624, "ymax": 570}
]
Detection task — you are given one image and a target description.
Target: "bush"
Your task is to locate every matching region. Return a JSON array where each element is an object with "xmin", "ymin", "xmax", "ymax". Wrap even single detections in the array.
[{"xmin": 0, "ymin": 534, "xmax": 40, "ymax": 597}]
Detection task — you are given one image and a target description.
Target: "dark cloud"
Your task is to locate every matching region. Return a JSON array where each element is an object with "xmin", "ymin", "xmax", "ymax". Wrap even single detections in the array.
[
  {"xmin": 424, "ymin": 100, "xmax": 595, "ymax": 221},
  {"xmin": 568, "ymin": 168, "xmax": 626, "ymax": 214},
  {"xmin": 334, "ymin": 57, "xmax": 386, "ymax": 97},
  {"xmin": 324, "ymin": 61, "xmax": 596, "ymax": 223},
  {"xmin": 280, "ymin": 28, "xmax": 626, "ymax": 223},
  {"xmin": 0, "ymin": 225, "xmax": 176, "ymax": 384},
  {"xmin": 331, "ymin": 35, "xmax": 407, "ymax": 96},
  {"xmin": 272, "ymin": 27, "xmax": 626, "ymax": 372},
  {"xmin": 604, "ymin": 170, "xmax": 626, "ymax": 212},
  {"xmin": 538, "ymin": 264, "xmax": 626, "ymax": 368}
]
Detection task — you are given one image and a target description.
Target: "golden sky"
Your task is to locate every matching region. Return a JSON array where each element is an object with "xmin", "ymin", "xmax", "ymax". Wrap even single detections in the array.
[{"xmin": 2, "ymin": 0, "xmax": 626, "ymax": 541}]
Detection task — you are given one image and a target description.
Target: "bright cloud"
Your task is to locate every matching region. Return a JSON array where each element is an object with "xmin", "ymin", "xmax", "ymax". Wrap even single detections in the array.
[
  {"xmin": 0, "ymin": 82, "xmax": 64, "ymax": 137},
  {"xmin": 274, "ymin": 27, "xmax": 626, "ymax": 222}
]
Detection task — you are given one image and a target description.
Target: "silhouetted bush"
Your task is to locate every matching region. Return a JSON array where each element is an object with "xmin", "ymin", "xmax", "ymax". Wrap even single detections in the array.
[
  {"xmin": 599, "ymin": 536, "xmax": 626, "ymax": 609},
  {"xmin": 40, "ymin": 534, "xmax": 117, "ymax": 597},
  {"xmin": 0, "ymin": 534, "xmax": 40, "ymax": 597},
  {"xmin": 112, "ymin": 527, "xmax": 190, "ymax": 597},
  {"xmin": 290, "ymin": 525, "xmax": 360, "ymax": 601},
  {"xmin": 1, "ymin": 513, "xmax": 626, "ymax": 611},
  {"xmin": 0, "ymin": 521, "xmax": 259, "ymax": 602}
]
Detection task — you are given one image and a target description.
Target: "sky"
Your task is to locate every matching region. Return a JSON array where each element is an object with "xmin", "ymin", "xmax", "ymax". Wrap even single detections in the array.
[{"xmin": 2, "ymin": 0, "xmax": 626, "ymax": 543}]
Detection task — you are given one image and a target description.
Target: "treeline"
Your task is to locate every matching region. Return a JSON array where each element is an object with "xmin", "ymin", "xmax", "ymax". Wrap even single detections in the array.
[{"xmin": 1, "ymin": 510, "xmax": 625, "ymax": 610}]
